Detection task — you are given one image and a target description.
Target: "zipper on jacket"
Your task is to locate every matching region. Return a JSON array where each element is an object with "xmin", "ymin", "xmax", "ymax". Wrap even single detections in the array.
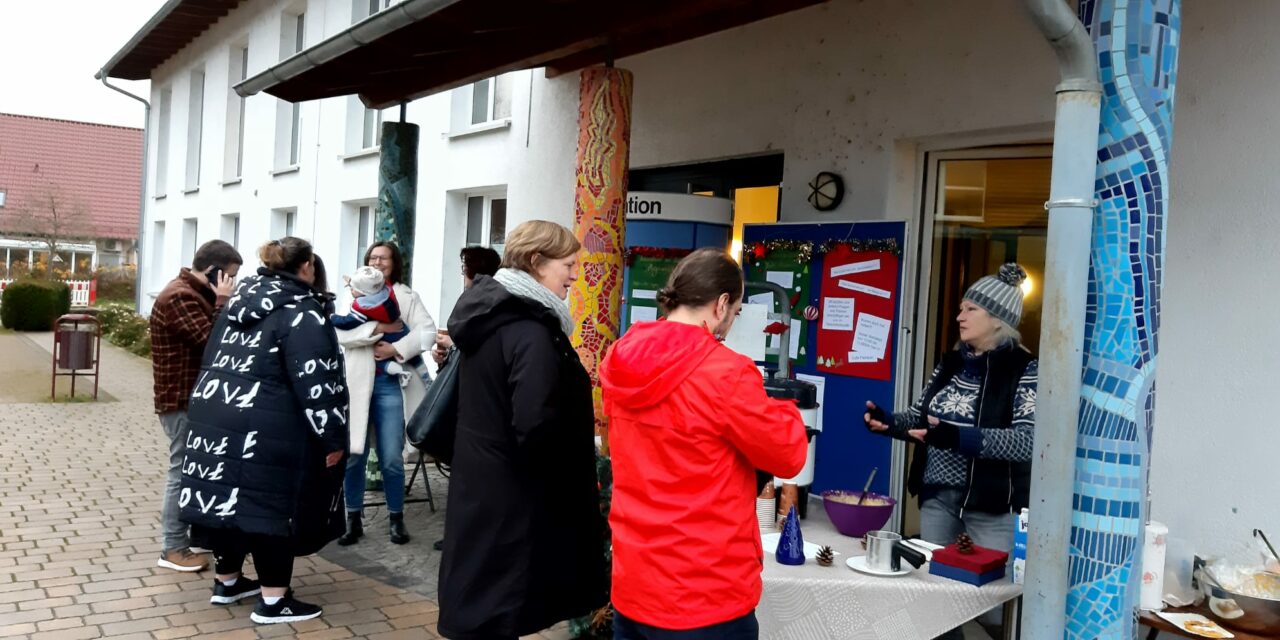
[
  {"xmin": 1008, "ymin": 464, "xmax": 1014, "ymax": 507},
  {"xmin": 959, "ymin": 360, "xmax": 989, "ymax": 520}
]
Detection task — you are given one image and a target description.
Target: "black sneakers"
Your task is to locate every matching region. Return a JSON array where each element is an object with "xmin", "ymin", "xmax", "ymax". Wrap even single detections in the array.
[
  {"xmin": 250, "ymin": 590, "xmax": 323, "ymax": 625},
  {"xmin": 209, "ymin": 577, "xmax": 261, "ymax": 605}
]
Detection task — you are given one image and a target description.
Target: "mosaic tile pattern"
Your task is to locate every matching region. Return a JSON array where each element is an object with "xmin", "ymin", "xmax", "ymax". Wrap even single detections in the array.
[
  {"xmin": 376, "ymin": 122, "xmax": 420, "ymax": 285},
  {"xmin": 569, "ymin": 67, "xmax": 633, "ymax": 435},
  {"xmin": 1068, "ymin": 1, "xmax": 1180, "ymax": 639}
]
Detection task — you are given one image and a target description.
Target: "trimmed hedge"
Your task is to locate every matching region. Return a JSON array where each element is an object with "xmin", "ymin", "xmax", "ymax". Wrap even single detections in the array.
[
  {"xmin": 96, "ymin": 302, "xmax": 152, "ymax": 357},
  {"xmin": 1, "ymin": 280, "xmax": 72, "ymax": 331}
]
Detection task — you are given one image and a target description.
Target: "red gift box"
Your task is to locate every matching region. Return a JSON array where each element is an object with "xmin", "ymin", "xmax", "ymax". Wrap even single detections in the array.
[{"xmin": 931, "ymin": 544, "xmax": 1008, "ymax": 574}]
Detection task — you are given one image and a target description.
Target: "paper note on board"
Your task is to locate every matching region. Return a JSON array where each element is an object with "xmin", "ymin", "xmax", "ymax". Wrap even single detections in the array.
[
  {"xmin": 837, "ymin": 279, "xmax": 892, "ymax": 299},
  {"xmin": 630, "ymin": 306, "xmax": 658, "ymax": 324},
  {"xmin": 795, "ymin": 373, "xmax": 826, "ymax": 432},
  {"xmin": 765, "ymin": 271, "xmax": 795, "ymax": 290},
  {"xmin": 631, "ymin": 289, "xmax": 657, "ymax": 300},
  {"xmin": 724, "ymin": 303, "xmax": 769, "ymax": 361},
  {"xmin": 847, "ymin": 352, "xmax": 880, "ymax": 364},
  {"xmin": 821, "ymin": 297, "xmax": 855, "ymax": 331},
  {"xmin": 830, "ymin": 259, "xmax": 881, "ymax": 278},
  {"xmin": 851, "ymin": 314, "xmax": 892, "ymax": 359},
  {"xmin": 748, "ymin": 292, "xmax": 775, "ymax": 308}
]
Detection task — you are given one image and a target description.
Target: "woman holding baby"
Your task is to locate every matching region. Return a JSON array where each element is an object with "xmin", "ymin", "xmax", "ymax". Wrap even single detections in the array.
[{"xmin": 336, "ymin": 241, "xmax": 437, "ymax": 546}]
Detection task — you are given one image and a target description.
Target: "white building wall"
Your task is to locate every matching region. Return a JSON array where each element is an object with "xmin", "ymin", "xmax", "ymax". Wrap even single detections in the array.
[{"xmin": 1150, "ymin": 0, "xmax": 1280, "ymax": 560}]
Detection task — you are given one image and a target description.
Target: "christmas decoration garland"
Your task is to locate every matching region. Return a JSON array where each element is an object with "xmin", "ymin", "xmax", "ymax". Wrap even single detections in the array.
[
  {"xmin": 743, "ymin": 237, "xmax": 901, "ymax": 265},
  {"xmin": 817, "ymin": 237, "xmax": 902, "ymax": 257},
  {"xmin": 744, "ymin": 239, "xmax": 814, "ymax": 265},
  {"xmin": 623, "ymin": 246, "xmax": 695, "ymax": 266}
]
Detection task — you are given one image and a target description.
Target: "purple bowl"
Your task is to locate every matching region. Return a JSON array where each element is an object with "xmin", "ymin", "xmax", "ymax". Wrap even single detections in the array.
[{"xmin": 822, "ymin": 490, "xmax": 897, "ymax": 538}]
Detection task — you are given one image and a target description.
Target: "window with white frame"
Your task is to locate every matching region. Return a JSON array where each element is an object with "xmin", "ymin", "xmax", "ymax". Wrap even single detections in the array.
[
  {"xmin": 346, "ymin": 96, "xmax": 383, "ymax": 152},
  {"xmin": 352, "ymin": 0, "xmax": 392, "ymax": 22},
  {"xmin": 280, "ymin": 10, "xmax": 305, "ymax": 60},
  {"xmin": 270, "ymin": 207, "xmax": 298, "ymax": 239},
  {"xmin": 156, "ymin": 88, "xmax": 172, "ymax": 195},
  {"xmin": 363, "ymin": 107, "xmax": 383, "ymax": 149},
  {"xmin": 451, "ymin": 75, "xmax": 512, "ymax": 132},
  {"xmin": 465, "ymin": 194, "xmax": 507, "ymax": 252},
  {"xmin": 221, "ymin": 213, "xmax": 241, "ymax": 248},
  {"xmin": 356, "ymin": 205, "xmax": 375, "ymax": 265},
  {"xmin": 470, "ymin": 76, "xmax": 511, "ymax": 125},
  {"xmin": 181, "ymin": 218, "xmax": 198, "ymax": 267},
  {"xmin": 151, "ymin": 221, "xmax": 167, "ymax": 286},
  {"xmin": 185, "ymin": 69, "xmax": 205, "ymax": 190},
  {"xmin": 275, "ymin": 11, "xmax": 305, "ymax": 169},
  {"xmin": 224, "ymin": 45, "xmax": 249, "ymax": 181}
]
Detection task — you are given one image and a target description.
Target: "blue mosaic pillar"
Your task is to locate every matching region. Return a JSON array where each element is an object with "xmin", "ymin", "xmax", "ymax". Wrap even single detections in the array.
[
  {"xmin": 1066, "ymin": 2, "xmax": 1179, "ymax": 639},
  {"xmin": 376, "ymin": 121, "xmax": 419, "ymax": 286}
]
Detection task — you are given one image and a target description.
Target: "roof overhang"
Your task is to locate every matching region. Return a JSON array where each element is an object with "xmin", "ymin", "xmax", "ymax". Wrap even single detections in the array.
[
  {"xmin": 98, "ymin": 0, "xmax": 245, "ymax": 80},
  {"xmin": 237, "ymin": 0, "xmax": 827, "ymax": 109}
]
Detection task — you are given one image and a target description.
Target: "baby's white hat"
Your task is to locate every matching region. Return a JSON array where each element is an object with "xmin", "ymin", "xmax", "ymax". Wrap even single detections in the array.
[{"xmin": 349, "ymin": 266, "xmax": 386, "ymax": 296}]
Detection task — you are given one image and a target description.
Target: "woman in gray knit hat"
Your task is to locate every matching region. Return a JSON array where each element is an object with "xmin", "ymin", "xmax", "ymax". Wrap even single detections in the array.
[{"xmin": 864, "ymin": 263, "xmax": 1037, "ymax": 637}]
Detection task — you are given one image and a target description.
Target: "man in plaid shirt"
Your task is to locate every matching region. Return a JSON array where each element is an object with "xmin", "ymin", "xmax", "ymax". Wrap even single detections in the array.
[{"xmin": 149, "ymin": 240, "xmax": 242, "ymax": 572}]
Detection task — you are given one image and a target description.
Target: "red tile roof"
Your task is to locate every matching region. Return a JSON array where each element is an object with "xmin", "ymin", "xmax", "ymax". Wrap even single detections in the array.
[{"xmin": 0, "ymin": 113, "xmax": 143, "ymax": 241}]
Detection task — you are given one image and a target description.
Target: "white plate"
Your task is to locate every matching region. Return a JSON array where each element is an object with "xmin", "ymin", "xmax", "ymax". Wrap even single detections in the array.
[
  {"xmin": 846, "ymin": 555, "xmax": 911, "ymax": 577},
  {"xmin": 1154, "ymin": 612, "xmax": 1234, "ymax": 638}
]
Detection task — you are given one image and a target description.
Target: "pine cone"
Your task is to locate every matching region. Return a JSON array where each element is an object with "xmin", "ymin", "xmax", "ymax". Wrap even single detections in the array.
[
  {"xmin": 956, "ymin": 532, "xmax": 975, "ymax": 555},
  {"xmin": 816, "ymin": 545, "xmax": 835, "ymax": 567}
]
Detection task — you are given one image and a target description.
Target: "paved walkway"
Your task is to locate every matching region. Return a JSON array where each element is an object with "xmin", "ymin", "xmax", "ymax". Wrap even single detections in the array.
[{"xmin": 0, "ymin": 330, "xmax": 569, "ymax": 640}]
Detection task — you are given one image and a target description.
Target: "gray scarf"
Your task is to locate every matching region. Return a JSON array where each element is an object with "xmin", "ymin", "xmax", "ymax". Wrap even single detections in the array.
[{"xmin": 493, "ymin": 268, "xmax": 576, "ymax": 337}]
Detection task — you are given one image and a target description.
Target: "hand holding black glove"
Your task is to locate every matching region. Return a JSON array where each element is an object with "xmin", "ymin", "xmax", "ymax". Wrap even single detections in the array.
[
  {"xmin": 864, "ymin": 401, "xmax": 894, "ymax": 433},
  {"xmin": 913, "ymin": 415, "xmax": 961, "ymax": 450}
]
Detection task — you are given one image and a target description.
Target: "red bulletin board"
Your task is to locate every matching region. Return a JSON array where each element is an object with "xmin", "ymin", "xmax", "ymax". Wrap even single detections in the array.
[{"xmin": 815, "ymin": 246, "xmax": 900, "ymax": 380}]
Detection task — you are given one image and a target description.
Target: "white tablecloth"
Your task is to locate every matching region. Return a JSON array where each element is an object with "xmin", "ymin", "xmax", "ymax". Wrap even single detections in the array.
[{"xmin": 759, "ymin": 505, "xmax": 1022, "ymax": 639}]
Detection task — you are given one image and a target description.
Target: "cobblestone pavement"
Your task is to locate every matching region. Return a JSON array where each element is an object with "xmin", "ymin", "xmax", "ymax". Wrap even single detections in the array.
[{"xmin": 0, "ymin": 330, "xmax": 570, "ymax": 640}]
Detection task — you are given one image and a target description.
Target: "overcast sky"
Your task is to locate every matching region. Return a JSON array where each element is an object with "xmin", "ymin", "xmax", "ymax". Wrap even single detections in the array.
[{"xmin": 0, "ymin": 1, "xmax": 168, "ymax": 128}]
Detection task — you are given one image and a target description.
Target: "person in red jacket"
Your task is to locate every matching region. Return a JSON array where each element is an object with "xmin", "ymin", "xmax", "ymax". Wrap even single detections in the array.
[{"xmin": 600, "ymin": 248, "xmax": 808, "ymax": 640}]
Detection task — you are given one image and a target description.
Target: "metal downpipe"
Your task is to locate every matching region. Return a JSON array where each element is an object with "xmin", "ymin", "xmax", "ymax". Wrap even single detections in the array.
[
  {"xmin": 97, "ymin": 75, "xmax": 151, "ymax": 314},
  {"xmin": 1020, "ymin": 1, "xmax": 1102, "ymax": 638}
]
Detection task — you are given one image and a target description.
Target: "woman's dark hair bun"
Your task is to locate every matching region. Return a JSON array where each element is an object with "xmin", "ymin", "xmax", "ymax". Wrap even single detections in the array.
[{"xmin": 656, "ymin": 287, "xmax": 679, "ymax": 309}]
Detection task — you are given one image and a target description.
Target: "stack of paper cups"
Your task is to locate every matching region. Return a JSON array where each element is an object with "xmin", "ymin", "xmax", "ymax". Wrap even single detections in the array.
[
  {"xmin": 756, "ymin": 497, "xmax": 776, "ymax": 534},
  {"xmin": 1140, "ymin": 521, "xmax": 1169, "ymax": 610}
]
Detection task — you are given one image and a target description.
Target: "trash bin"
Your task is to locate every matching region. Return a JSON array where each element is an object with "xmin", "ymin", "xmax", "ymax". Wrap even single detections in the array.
[{"xmin": 52, "ymin": 314, "xmax": 101, "ymax": 400}]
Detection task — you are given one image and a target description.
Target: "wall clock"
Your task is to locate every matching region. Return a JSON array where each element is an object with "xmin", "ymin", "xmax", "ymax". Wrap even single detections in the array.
[{"xmin": 807, "ymin": 171, "xmax": 844, "ymax": 211}]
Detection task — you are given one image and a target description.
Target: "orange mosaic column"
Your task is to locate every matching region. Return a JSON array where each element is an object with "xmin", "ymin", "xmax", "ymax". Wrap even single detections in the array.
[{"xmin": 570, "ymin": 67, "xmax": 633, "ymax": 442}]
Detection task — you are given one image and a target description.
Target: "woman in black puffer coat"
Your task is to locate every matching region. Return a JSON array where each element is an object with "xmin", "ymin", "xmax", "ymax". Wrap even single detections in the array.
[
  {"xmin": 180, "ymin": 237, "xmax": 349, "ymax": 626},
  {"xmin": 439, "ymin": 221, "xmax": 606, "ymax": 640}
]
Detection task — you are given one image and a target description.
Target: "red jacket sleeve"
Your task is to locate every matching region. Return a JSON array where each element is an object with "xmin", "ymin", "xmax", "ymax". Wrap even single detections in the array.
[{"xmin": 720, "ymin": 362, "xmax": 808, "ymax": 479}]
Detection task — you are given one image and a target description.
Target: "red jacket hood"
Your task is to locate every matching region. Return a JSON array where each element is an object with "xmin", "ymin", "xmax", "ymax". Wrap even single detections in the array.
[{"xmin": 600, "ymin": 320, "xmax": 720, "ymax": 412}]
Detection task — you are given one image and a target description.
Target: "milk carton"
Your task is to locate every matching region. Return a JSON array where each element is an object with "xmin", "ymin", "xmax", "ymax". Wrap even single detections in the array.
[{"xmin": 1013, "ymin": 508, "xmax": 1029, "ymax": 585}]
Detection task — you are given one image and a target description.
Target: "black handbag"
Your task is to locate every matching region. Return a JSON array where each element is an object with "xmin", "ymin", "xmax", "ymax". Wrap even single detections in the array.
[{"xmin": 406, "ymin": 346, "xmax": 460, "ymax": 463}]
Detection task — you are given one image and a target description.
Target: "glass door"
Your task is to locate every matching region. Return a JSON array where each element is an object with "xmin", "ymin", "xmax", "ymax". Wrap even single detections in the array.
[{"xmin": 901, "ymin": 146, "xmax": 1052, "ymax": 535}]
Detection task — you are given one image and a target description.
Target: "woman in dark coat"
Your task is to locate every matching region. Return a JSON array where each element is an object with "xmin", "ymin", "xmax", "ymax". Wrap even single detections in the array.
[
  {"xmin": 181, "ymin": 237, "xmax": 349, "ymax": 625},
  {"xmin": 439, "ymin": 220, "xmax": 607, "ymax": 640}
]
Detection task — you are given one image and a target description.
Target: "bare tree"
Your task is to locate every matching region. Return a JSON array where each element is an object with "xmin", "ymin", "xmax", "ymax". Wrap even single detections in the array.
[{"xmin": 1, "ymin": 185, "xmax": 94, "ymax": 279}]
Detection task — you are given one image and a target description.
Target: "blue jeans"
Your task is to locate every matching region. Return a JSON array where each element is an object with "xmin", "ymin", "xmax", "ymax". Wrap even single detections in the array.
[
  {"xmin": 919, "ymin": 487, "xmax": 1016, "ymax": 637},
  {"xmin": 158, "ymin": 411, "xmax": 191, "ymax": 551},
  {"xmin": 344, "ymin": 375, "xmax": 406, "ymax": 513},
  {"xmin": 614, "ymin": 612, "xmax": 758, "ymax": 640}
]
